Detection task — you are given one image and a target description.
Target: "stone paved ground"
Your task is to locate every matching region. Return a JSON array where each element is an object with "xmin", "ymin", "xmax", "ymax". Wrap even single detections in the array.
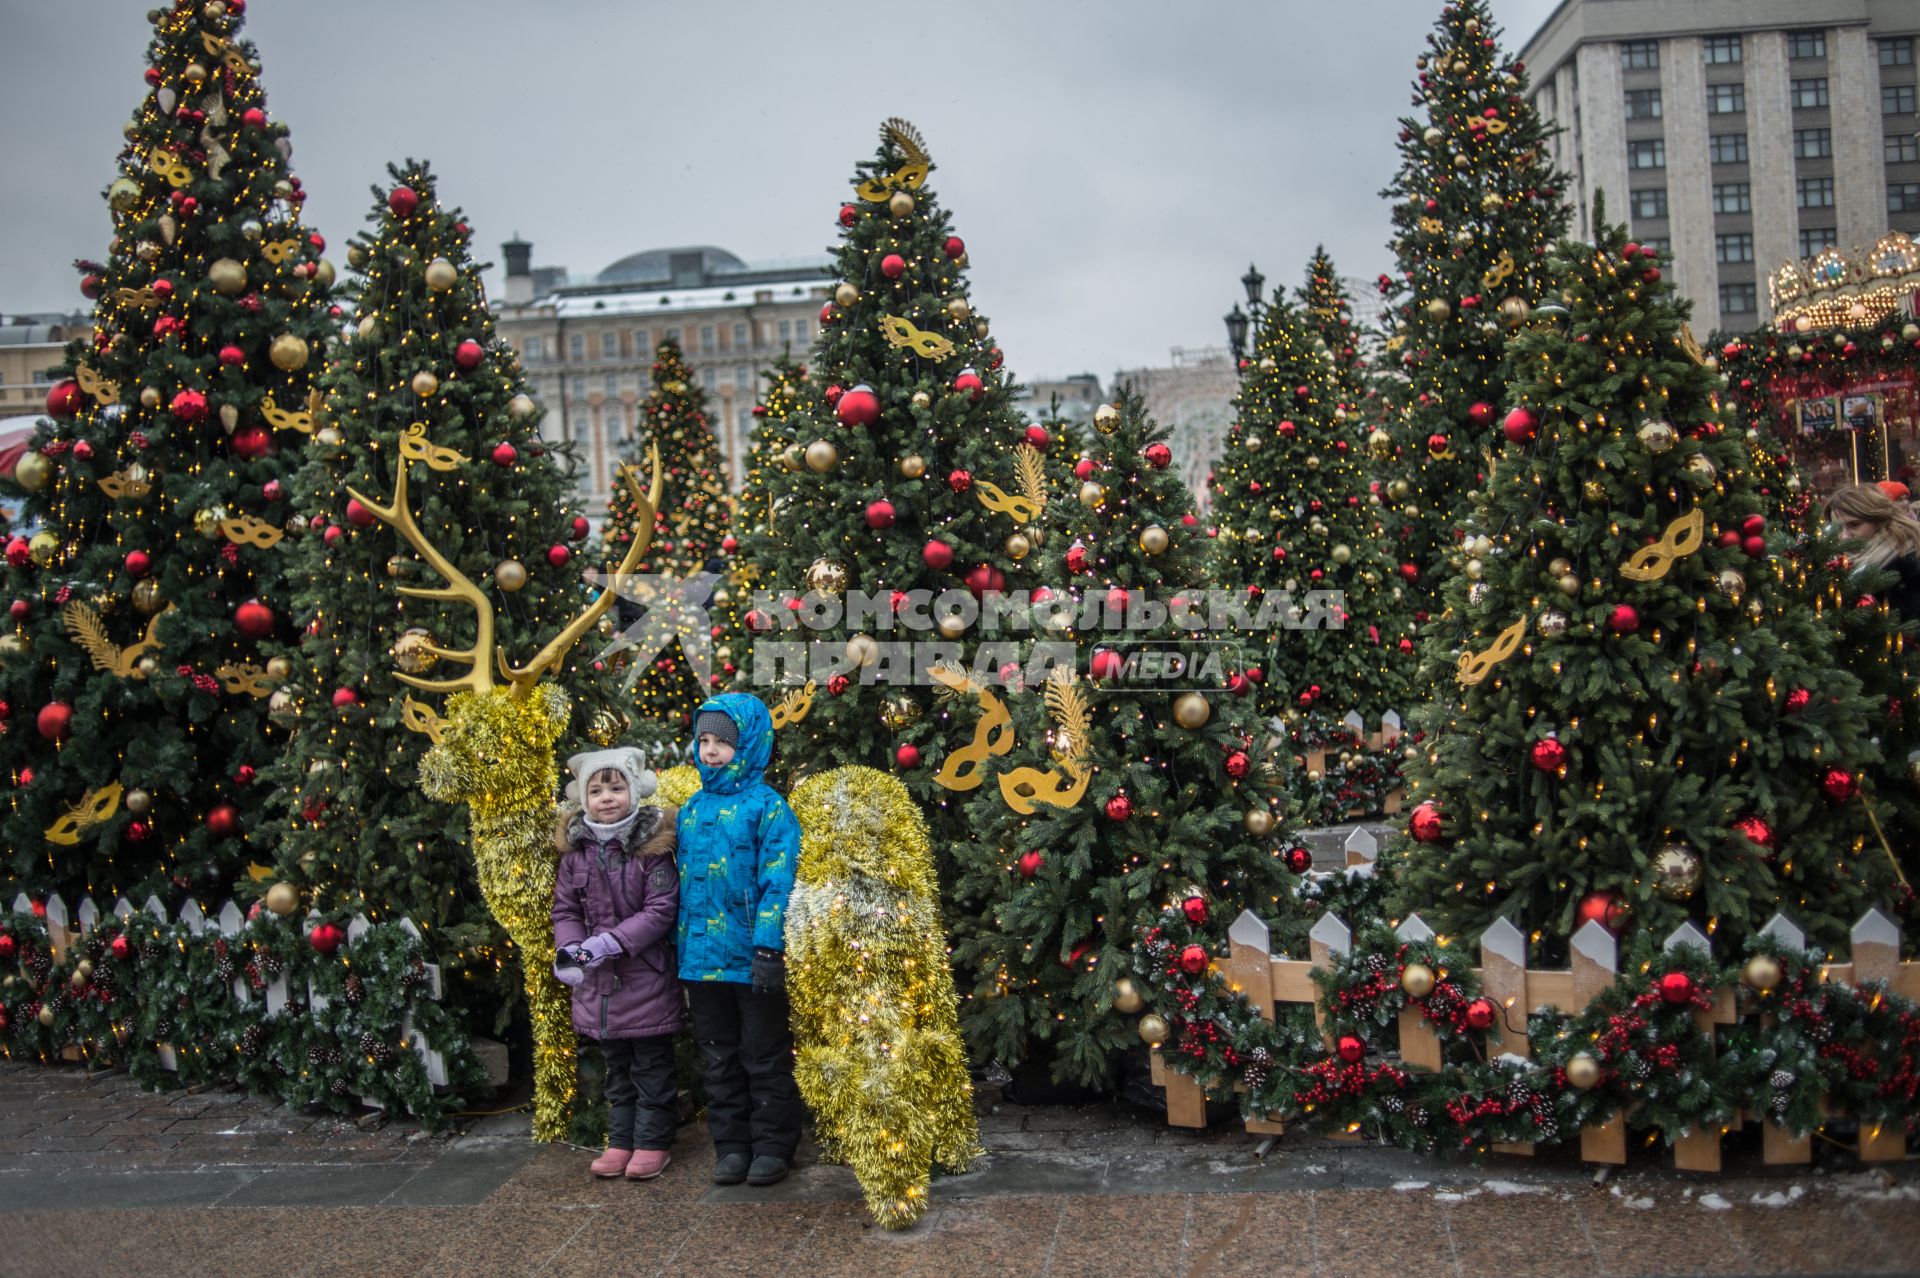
[{"xmin": 1, "ymin": 1062, "xmax": 1916, "ymax": 1277}]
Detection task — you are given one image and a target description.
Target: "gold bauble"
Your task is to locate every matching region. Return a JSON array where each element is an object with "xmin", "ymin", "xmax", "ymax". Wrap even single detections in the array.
[
  {"xmin": 265, "ymin": 656, "xmax": 294, "ymax": 682},
  {"xmin": 264, "ymin": 882, "xmax": 300, "ymax": 916},
  {"xmin": 879, "ymin": 693, "xmax": 921, "ymax": 732},
  {"xmin": 834, "ymin": 282, "xmax": 860, "ymax": 308},
  {"xmin": 193, "ymin": 506, "xmax": 227, "ymax": 539},
  {"xmin": 1536, "ymin": 609, "xmax": 1568, "ymax": 638},
  {"xmin": 974, "ymin": 319, "xmax": 990, "ymax": 339},
  {"xmin": 1565, "ymin": 1052, "xmax": 1601, "ymax": 1089},
  {"xmin": 13, "ymin": 452, "xmax": 53, "ymax": 492},
  {"xmin": 507, "ymin": 393, "xmax": 536, "ymax": 421},
  {"xmin": 267, "ymin": 688, "xmax": 297, "ymax": 724},
  {"xmin": 1078, "ymin": 481, "xmax": 1106, "ymax": 509},
  {"xmin": 1546, "ymin": 557, "xmax": 1571, "ymax": 577},
  {"xmin": 312, "ymin": 259, "xmax": 336, "ymax": 289},
  {"xmin": 1425, "ymin": 298, "xmax": 1452, "ymax": 322},
  {"xmin": 1636, "ymin": 419, "xmax": 1676, "ymax": 453},
  {"xmin": 1304, "ymin": 455, "xmax": 1321, "ymax": 471},
  {"xmin": 1137, "ymin": 1013, "xmax": 1170, "ymax": 1045},
  {"xmin": 207, "ymin": 257, "xmax": 248, "ymax": 295},
  {"xmin": 1583, "ymin": 480, "xmax": 1607, "ymax": 503},
  {"xmin": 910, "ymin": 391, "xmax": 931, "ymax": 410},
  {"xmin": 1742, "ymin": 954, "xmax": 1783, "ymax": 993},
  {"xmin": 1113, "ymin": 978, "xmax": 1145, "ymax": 1015},
  {"xmin": 1651, "ymin": 843, "xmax": 1702, "ymax": 901},
  {"xmin": 219, "ymin": 403, "xmax": 241, "ymax": 432},
  {"xmin": 37, "ymin": 1005, "xmax": 55, "ymax": 1028},
  {"xmin": 845, "ymin": 632, "xmax": 879, "ymax": 668},
  {"xmin": 1087, "ymin": 405, "xmax": 1119, "ymax": 437},
  {"xmin": 1716, "ymin": 568, "xmax": 1745, "ymax": 600},
  {"xmin": 888, "ymin": 190, "xmax": 915, "ymax": 217},
  {"xmin": 392, "ymin": 627, "xmax": 439, "ymax": 674},
  {"xmin": 494, "ymin": 559, "xmax": 528, "ymax": 592},
  {"xmin": 139, "ymin": 385, "xmax": 161, "ymax": 409},
  {"xmin": 1172, "ymin": 693, "xmax": 1210, "ymax": 731},
  {"xmin": 1367, "ymin": 429, "xmax": 1393, "ymax": 459},
  {"xmin": 123, "ymin": 788, "xmax": 152, "ymax": 816},
  {"xmin": 424, "ymin": 256, "xmax": 458, "ymax": 291},
  {"xmin": 131, "ymin": 579, "xmax": 163, "ymax": 615},
  {"xmin": 1243, "ymin": 806, "xmax": 1274, "ymax": 836},
  {"xmin": 1139, "ymin": 525, "xmax": 1169, "ymax": 556},
  {"xmin": 805, "ymin": 558, "xmax": 848, "ymax": 596},
  {"xmin": 937, "ymin": 611, "xmax": 967, "ymax": 640},
  {"xmin": 121, "ymin": 463, "xmax": 153, "ymax": 498},
  {"xmin": 805, "ymin": 439, "xmax": 838, "ymax": 473},
  {"xmin": 108, "ymin": 177, "xmax": 141, "ymax": 211},
  {"xmin": 1401, "ymin": 962, "xmax": 1436, "ymax": 998},
  {"xmin": 1685, "ymin": 454, "xmax": 1717, "ymax": 484},
  {"xmin": 781, "ymin": 444, "xmax": 805, "ymax": 473},
  {"xmin": 411, "ymin": 370, "xmax": 440, "ymax": 398},
  {"xmin": 1498, "ymin": 295, "xmax": 1529, "ymax": 328},
  {"xmin": 0, "ymin": 633, "xmax": 29, "ymax": 660},
  {"xmin": 1388, "ymin": 478, "xmax": 1411, "ymax": 501},
  {"xmin": 899, "ymin": 454, "xmax": 927, "ymax": 479},
  {"xmin": 28, "ymin": 531, "xmax": 58, "ymax": 567},
  {"xmin": 587, "ymin": 707, "xmax": 628, "ymax": 748},
  {"xmin": 1553, "ymin": 573, "xmax": 1578, "ymax": 597},
  {"xmin": 946, "ymin": 297, "xmax": 971, "ymax": 321},
  {"xmin": 269, "ymin": 333, "xmax": 310, "ymax": 371},
  {"xmin": 1005, "ymin": 532, "xmax": 1031, "ymax": 560}
]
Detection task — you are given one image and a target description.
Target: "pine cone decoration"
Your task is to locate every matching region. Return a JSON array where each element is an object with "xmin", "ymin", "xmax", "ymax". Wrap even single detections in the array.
[
  {"xmin": 140, "ymin": 940, "xmax": 162, "ymax": 963},
  {"xmin": 329, "ymin": 1077, "xmax": 350, "ymax": 1097},
  {"xmin": 1382, "ymin": 1094, "xmax": 1405, "ymax": 1114},
  {"xmin": 261, "ymin": 953, "xmax": 284, "ymax": 978},
  {"xmin": 1770, "ymin": 1069, "xmax": 1795, "ymax": 1090},
  {"xmin": 153, "ymin": 1018, "xmax": 171, "ymax": 1038},
  {"xmin": 215, "ymin": 957, "xmax": 237, "ymax": 983},
  {"xmin": 1406, "ymin": 1104, "xmax": 1429, "ymax": 1127},
  {"xmin": 239, "ymin": 1024, "xmax": 265, "ymax": 1057},
  {"xmin": 343, "ymin": 973, "xmax": 364, "ymax": 1006}
]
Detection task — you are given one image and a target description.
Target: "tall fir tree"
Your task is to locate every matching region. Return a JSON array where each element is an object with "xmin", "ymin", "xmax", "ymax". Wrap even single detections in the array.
[
  {"xmin": 259, "ymin": 162, "xmax": 600, "ymax": 957},
  {"xmin": 1209, "ymin": 295, "xmax": 1416, "ymax": 822},
  {"xmin": 716, "ymin": 353, "xmax": 811, "ymax": 693},
  {"xmin": 1297, "ymin": 247, "xmax": 1369, "ymax": 411},
  {"xmin": 1386, "ymin": 205, "xmax": 1897, "ymax": 955},
  {"xmin": 0, "ymin": 1, "xmax": 334, "ymax": 903},
  {"xmin": 1373, "ymin": 0, "xmax": 1571, "ymax": 623},
  {"xmin": 949, "ymin": 391, "xmax": 1301, "ymax": 1089}
]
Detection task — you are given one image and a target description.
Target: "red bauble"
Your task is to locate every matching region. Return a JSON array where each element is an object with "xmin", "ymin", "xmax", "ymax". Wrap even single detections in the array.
[
  {"xmin": 745, "ymin": 609, "xmax": 773, "ymax": 634},
  {"xmin": 35, "ymin": 702, "xmax": 72, "ymax": 740},
  {"xmin": 827, "ymin": 672, "xmax": 851, "ymax": 696},
  {"xmin": 1065, "ymin": 545, "xmax": 1089, "ymax": 574},
  {"xmin": 571, "ymin": 515, "xmax": 591, "ymax": 541},
  {"xmin": 309, "ymin": 922, "xmax": 345, "ymax": 954},
  {"xmin": 546, "ymin": 544, "xmax": 570, "ymax": 568},
  {"xmin": 1024, "ymin": 425, "xmax": 1050, "ymax": 449},
  {"xmin": 1144, "ymin": 442, "xmax": 1172, "ymax": 469},
  {"xmin": 1732, "ymin": 815, "xmax": 1776, "ymax": 853},
  {"xmin": 1623, "ymin": 242, "xmax": 1642, "ymax": 260},
  {"xmin": 1821, "ymin": 767, "xmax": 1858, "ymax": 802},
  {"xmin": 1073, "ymin": 458, "xmax": 1095, "ymax": 480},
  {"xmin": 0, "ymin": 934, "xmax": 14, "ymax": 959},
  {"xmin": 231, "ymin": 425, "xmax": 271, "ymax": 459},
  {"xmin": 242, "ymin": 107, "xmax": 267, "ymax": 128},
  {"xmin": 943, "ymin": 236, "xmax": 965, "ymax": 259},
  {"xmin": 235, "ymin": 764, "xmax": 256, "ymax": 786},
  {"xmin": 1427, "ymin": 433, "xmax": 1449, "ymax": 455},
  {"xmin": 1285, "ymin": 846, "xmax": 1313, "ymax": 874},
  {"xmin": 1530, "ymin": 737, "xmax": 1566, "ymax": 772},
  {"xmin": 1467, "ymin": 401, "xmax": 1494, "ymax": 427},
  {"xmin": 1465, "ymin": 997, "xmax": 1497, "ymax": 1031},
  {"xmin": 45, "ymin": 380, "xmax": 85, "ymax": 418},
  {"xmin": 864, "ymin": 499, "xmax": 896, "ymax": 529},
  {"xmin": 953, "ymin": 368, "xmax": 984, "ymax": 401},
  {"xmin": 153, "ymin": 315, "xmax": 183, "ymax": 341},
  {"xmin": 1575, "ymin": 889, "xmax": 1629, "ymax": 935},
  {"xmin": 1399, "ymin": 562, "xmax": 1420, "ymax": 582},
  {"xmin": 169, "ymin": 388, "xmax": 208, "ymax": 422},
  {"xmin": 206, "ymin": 802, "xmax": 240, "ymax": 839},
  {"xmin": 1276, "ymin": 419, "xmax": 1297, "ymax": 437},
  {"xmin": 947, "ymin": 469, "xmax": 972, "ymax": 493},
  {"xmin": 454, "ymin": 339, "xmax": 485, "ymax": 370},
  {"xmin": 1336, "ymin": 1035, "xmax": 1366, "ymax": 1065},
  {"xmin": 1658, "ymin": 971, "xmax": 1695, "ymax": 1005},
  {"xmin": 1742, "ymin": 535, "xmax": 1766, "ymax": 558},
  {"xmin": 838, "ymin": 204, "xmax": 857, "ymax": 227},
  {"xmin": 965, "ymin": 564, "xmax": 1004, "ymax": 597},
  {"xmin": 1409, "ymin": 801, "xmax": 1443, "ymax": 842},
  {"xmin": 331, "ymin": 687, "xmax": 358, "ymax": 708},
  {"xmin": 922, "ymin": 539, "xmax": 954, "ymax": 570},
  {"xmin": 880, "ymin": 253, "xmax": 907, "ymax": 279},
  {"xmin": 262, "ymin": 479, "xmax": 283, "ymax": 502},
  {"xmin": 1017, "ymin": 850, "xmax": 1044, "ymax": 879},
  {"xmin": 1501, "ymin": 407, "xmax": 1538, "ymax": 443},
  {"xmin": 1181, "ymin": 894, "xmax": 1207, "ymax": 924},
  {"xmin": 344, "ymin": 498, "xmax": 377, "ymax": 527},
  {"xmin": 895, "ymin": 743, "xmax": 921, "ymax": 769},
  {"xmin": 834, "ymin": 386, "xmax": 883, "ymax": 431},
  {"xmin": 233, "ymin": 599, "xmax": 275, "ymax": 638},
  {"xmin": 1741, "ymin": 514, "xmax": 1766, "ymax": 537},
  {"xmin": 1784, "ymin": 688, "xmax": 1810, "ymax": 713},
  {"xmin": 1105, "ymin": 794, "xmax": 1133, "ymax": 823},
  {"xmin": 1178, "ymin": 944, "xmax": 1209, "ymax": 975},
  {"xmin": 819, "ymin": 302, "xmax": 837, "ymax": 324},
  {"xmin": 491, "ymin": 441, "xmax": 518, "ymax": 468},
  {"xmin": 124, "ymin": 550, "xmax": 151, "ymax": 577},
  {"xmin": 217, "ymin": 343, "xmax": 245, "ymax": 366},
  {"xmin": 1643, "ymin": 266, "xmax": 1662, "ymax": 284},
  {"xmin": 1606, "ymin": 604, "xmax": 1640, "ymax": 634},
  {"xmin": 1089, "ymin": 649, "xmax": 1122, "ymax": 681},
  {"xmin": 387, "ymin": 185, "xmax": 420, "ymax": 217}
]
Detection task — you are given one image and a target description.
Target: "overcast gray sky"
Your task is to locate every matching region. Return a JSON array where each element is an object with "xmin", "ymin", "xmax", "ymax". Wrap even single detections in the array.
[{"xmin": 0, "ymin": 0, "xmax": 1562, "ymax": 380}]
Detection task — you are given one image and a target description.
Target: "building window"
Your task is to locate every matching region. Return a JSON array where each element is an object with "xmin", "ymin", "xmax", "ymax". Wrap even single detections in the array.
[
  {"xmin": 732, "ymin": 322, "xmax": 749, "ymax": 350},
  {"xmin": 1794, "ymin": 128, "xmax": 1833, "ymax": 159},
  {"xmin": 570, "ymin": 375, "xmax": 586, "ymax": 398},
  {"xmin": 1704, "ymin": 35, "xmax": 1742, "ymax": 64},
  {"xmin": 700, "ymin": 367, "xmax": 716, "ymax": 390},
  {"xmin": 1800, "ymin": 227, "xmax": 1840, "ymax": 257},
  {"xmin": 1625, "ymin": 88, "xmax": 1662, "ymax": 120},
  {"xmin": 600, "ymin": 331, "xmax": 618, "ymax": 359},
  {"xmin": 1887, "ymin": 85, "xmax": 1918, "ymax": 115},
  {"xmin": 793, "ymin": 319, "xmax": 810, "ymax": 341},
  {"xmin": 1797, "ymin": 176, "xmax": 1835, "ymax": 208},
  {"xmin": 523, "ymin": 336, "xmax": 545, "ymax": 361},
  {"xmin": 735, "ymin": 365, "xmax": 752, "ymax": 390},
  {"xmin": 1620, "ymin": 40, "xmax": 1659, "ymax": 70},
  {"xmin": 574, "ymin": 416, "xmax": 590, "ymax": 443},
  {"xmin": 1719, "ymin": 282, "xmax": 1758, "ymax": 314},
  {"xmin": 568, "ymin": 332, "xmax": 586, "ymax": 360},
  {"xmin": 1892, "ymin": 182, "xmax": 1920, "ymax": 213},
  {"xmin": 699, "ymin": 324, "xmax": 716, "ymax": 354},
  {"xmin": 776, "ymin": 319, "xmax": 791, "ymax": 343},
  {"xmin": 1787, "ymin": 30, "xmax": 1827, "ymax": 60},
  {"xmin": 1637, "ymin": 236, "xmax": 1671, "ymax": 255},
  {"xmin": 1630, "ymin": 188, "xmax": 1669, "ymax": 219},
  {"xmin": 1627, "ymin": 139, "xmax": 1666, "ymax": 169},
  {"xmin": 1707, "ymin": 83, "xmax": 1745, "ymax": 114},
  {"xmin": 1890, "ymin": 134, "xmax": 1920, "ymax": 163},
  {"xmin": 1792, "ymin": 78, "xmax": 1829, "ymax": 109},
  {"xmin": 1709, "ymin": 132, "xmax": 1749, "ymax": 164},
  {"xmin": 1880, "ymin": 36, "xmax": 1914, "ymax": 66},
  {"xmin": 1712, "ymin": 182, "xmax": 1751, "ymax": 214},
  {"xmin": 603, "ymin": 373, "xmax": 617, "ymax": 396},
  {"xmin": 1715, "ymin": 232, "xmax": 1755, "ymax": 264}
]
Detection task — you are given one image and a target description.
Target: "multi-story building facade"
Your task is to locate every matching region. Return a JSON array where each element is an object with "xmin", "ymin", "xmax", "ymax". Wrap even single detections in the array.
[
  {"xmin": 1109, "ymin": 346, "xmax": 1239, "ymax": 512},
  {"xmin": 1016, "ymin": 373, "xmax": 1106, "ymax": 428},
  {"xmin": 1521, "ymin": 0, "xmax": 1920, "ymax": 331},
  {"xmin": 0, "ymin": 313, "xmax": 88, "ymax": 416},
  {"xmin": 492, "ymin": 242, "xmax": 832, "ymax": 515}
]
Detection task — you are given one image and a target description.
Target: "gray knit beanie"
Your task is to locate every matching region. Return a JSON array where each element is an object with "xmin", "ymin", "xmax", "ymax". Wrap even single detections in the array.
[{"xmin": 694, "ymin": 709, "xmax": 738, "ymax": 748}]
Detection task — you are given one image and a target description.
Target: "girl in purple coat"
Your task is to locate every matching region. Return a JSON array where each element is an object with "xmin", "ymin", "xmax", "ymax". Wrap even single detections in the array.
[{"xmin": 551, "ymin": 747, "xmax": 683, "ymax": 1180}]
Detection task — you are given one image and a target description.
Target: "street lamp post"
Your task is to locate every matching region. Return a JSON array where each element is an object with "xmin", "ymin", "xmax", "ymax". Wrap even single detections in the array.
[{"xmin": 1224, "ymin": 263, "xmax": 1268, "ymax": 371}]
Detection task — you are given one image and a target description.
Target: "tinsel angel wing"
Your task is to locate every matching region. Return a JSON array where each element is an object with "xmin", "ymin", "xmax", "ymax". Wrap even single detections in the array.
[{"xmin": 880, "ymin": 117, "xmax": 928, "ymax": 164}]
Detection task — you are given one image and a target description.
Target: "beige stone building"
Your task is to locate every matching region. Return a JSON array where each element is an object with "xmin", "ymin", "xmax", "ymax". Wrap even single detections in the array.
[
  {"xmin": 1109, "ymin": 346, "xmax": 1240, "ymax": 512},
  {"xmin": 491, "ymin": 242, "xmax": 833, "ymax": 516},
  {"xmin": 1521, "ymin": 0, "xmax": 1920, "ymax": 331},
  {"xmin": 0, "ymin": 313, "xmax": 88, "ymax": 415}
]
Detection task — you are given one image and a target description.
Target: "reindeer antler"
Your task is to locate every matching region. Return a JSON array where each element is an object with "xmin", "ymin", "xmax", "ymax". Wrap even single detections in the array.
[
  {"xmin": 501, "ymin": 442, "xmax": 663, "ymax": 695},
  {"xmin": 345, "ymin": 461, "xmax": 498, "ymax": 696}
]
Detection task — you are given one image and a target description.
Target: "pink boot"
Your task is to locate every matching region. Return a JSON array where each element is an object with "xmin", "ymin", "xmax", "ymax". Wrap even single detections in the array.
[
  {"xmin": 590, "ymin": 1147, "xmax": 632, "ymax": 1178},
  {"xmin": 625, "ymin": 1149, "xmax": 671, "ymax": 1180}
]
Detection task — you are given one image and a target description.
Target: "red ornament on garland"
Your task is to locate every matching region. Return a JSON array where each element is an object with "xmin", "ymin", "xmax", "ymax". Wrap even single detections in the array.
[
  {"xmin": 965, "ymin": 564, "xmax": 1004, "ymax": 597},
  {"xmin": 1336, "ymin": 1034, "xmax": 1366, "ymax": 1065},
  {"xmin": 491, "ymin": 441, "xmax": 518, "ymax": 468},
  {"xmin": 1024, "ymin": 425, "xmax": 1050, "ymax": 449},
  {"xmin": 1606, "ymin": 604, "xmax": 1640, "ymax": 634},
  {"xmin": 1409, "ymin": 801, "xmax": 1443, "ymax": 843},
  {"xmin": 169, "ymin": 388, "xmax": 208, "ymax": 422},
  {"xmin": 0, "ymin": 934, "xmax": 16, "ymax": 960},
  {"xmin": 218, "ymin": 343, "xmax": 245, "ymax": 366},
  {"xmin": 1821, "ymin": 768, "xmax": 1858, "ymax": 802},
  {"xmin": 35, "ymin": 702, "xmax": 72, "ymax": 740},
  {"xmin": 344, "ymin": 498, "xmax": 377, "ymax": 527},
  {"xmin": 6, "ymin": 538, "xmax": 30, "ymax": 568},
  {"xmin": 921, "ymin": 539, "xmax": 954, "ymax": 570},
  {"xmin": 827, "ymin": 673, "xmax": 851, "ymax": 696},
  {"xmin": 1178, "ymin": 944, "xmax": 1209, "ymax": 975},
  {"xmin": 309, "ymin": 922, "xmax": 345, "ymax": 954},
  {"xmin": 1224, "ymin": 750, "xmax": 1250, "ymax": 778},
  {"xmin": 1658, "ymin": 971, "xmax": 1695, "ymax": 1005},
  {"xmin": 1784, "ymin": 688, "xmax": 1810, "ymax": 713},
  {"xmin": 1017, "ymin": 850, "xmax": 1044, "ymax": 879},
  {"xmin": 387, "ymin": 185, "xmax": 420, "ymax": 217},
  {"xmin": 1575, "ymin": 889, "xmax": 1630, "ymax": 935},
  {"xmin": 1530, "ymin": 738, "xmax": 1566, "ymax": 772},
  {"xmin": 234, "ymin": 599, "xmax": 275, "ymax": 638},
  {"xmin": 45, "ymin": 380, "xmax": 84, "ymax": 418},
  {"xmin": 880, "ymin": 253, "xmax": 907, "ymax": 279},
  {"xmin": 947, "ymin": 469, "xmax": 972, "ymax": 493},
  {"xmin": 836, "ymin": 384, "xmax": 881, "ymax": 426},
  {"xmin": 864, "ymin": 499, "xmax": 896, "ymax": 529},
  {"xmin": 952, "ymin": 368, "xmax": 984, "ymax": 401},
  {"xmin": 571, "ymin": 516, "xmax": 591, "ymax": 541},
  {"xmin": 454, "ymin": 339, "xmax": 485, "ymax": 370},
  {"xmin": 819, "ymin": 302, "xmax": 836, "ymax": 325},
  {"xmin": 242, "ymin": 107, "xmax": 267, "ymax": 129},
  {"xmin": 1465, "ymin": 997, "xmax": 1497, "ymax": 1031},
  {"xmin": 1285, "ymin": 846, "xmax": 1313, "ymax": 874},
  {"xmin": 206, "ymin": 802, "xmax": 240, "ymax": 839},
  {"xmin": 1105, "ymin": 794, "xmax": 1133, "ymax": 823},
  {"xmin": 1181, "ymin": 895, "xmax": 1207, "ymax": 924},
  {"xmin": 895, "ymin": 743, "xmax": 920, "ymax": 769}
]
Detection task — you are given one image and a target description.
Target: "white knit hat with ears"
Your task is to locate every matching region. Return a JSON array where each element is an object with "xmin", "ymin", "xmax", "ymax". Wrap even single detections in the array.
[{"xmin": 564, "ymin": 747, "xmax": 658, "ymax": 807}]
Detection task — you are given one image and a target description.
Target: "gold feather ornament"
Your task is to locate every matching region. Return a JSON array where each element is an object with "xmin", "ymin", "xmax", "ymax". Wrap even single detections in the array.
[{"xmin": 63, "ymin": 601, "xmax": 172, "ymax": 677}]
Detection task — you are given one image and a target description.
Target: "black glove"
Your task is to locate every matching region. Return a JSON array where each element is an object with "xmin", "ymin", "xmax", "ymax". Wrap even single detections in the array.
[{"xmin": 751, "ymin": 947, "xmax": 786, "ymax": 995}]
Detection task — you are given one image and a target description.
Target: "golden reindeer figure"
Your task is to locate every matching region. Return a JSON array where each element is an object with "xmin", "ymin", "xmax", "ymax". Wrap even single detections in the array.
[{"xmin": 347, "ymin": 447, "xmax": 662, "ymax": 1141}]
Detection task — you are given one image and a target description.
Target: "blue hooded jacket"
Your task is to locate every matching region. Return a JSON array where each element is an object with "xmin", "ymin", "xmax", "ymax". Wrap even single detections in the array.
[{"xmin": 675, "ymin": 693, "xmax": 801, "ymax": 983}]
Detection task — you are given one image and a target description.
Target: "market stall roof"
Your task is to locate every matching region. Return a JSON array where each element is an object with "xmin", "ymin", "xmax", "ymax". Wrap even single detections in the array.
[{"xmin": 0, "ymin": 416, "xmax": 39, "ymax": 478}]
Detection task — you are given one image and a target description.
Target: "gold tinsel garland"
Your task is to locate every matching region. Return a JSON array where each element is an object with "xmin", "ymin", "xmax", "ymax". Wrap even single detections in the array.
[
  {"xmin": 652, "ymin": 764, "xmax": 702, "ymax": 810},
  {"xmin": 785, "ymin": 766, "xmax": 980, "ymax": 1228}
]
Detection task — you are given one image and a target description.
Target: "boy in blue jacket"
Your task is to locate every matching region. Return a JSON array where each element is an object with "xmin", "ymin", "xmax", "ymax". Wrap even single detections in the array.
[{"xmin": 677, "ymin": 693, "xmax": 804, "ymax": 1186}]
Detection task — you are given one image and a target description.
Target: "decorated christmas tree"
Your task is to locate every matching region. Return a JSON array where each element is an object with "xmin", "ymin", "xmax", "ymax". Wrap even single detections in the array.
[
  {"xmin": 0, "ymin": 0, "xmax": 334, "ymax": 903},
  {"xmin": 1297, "ymin": 247, "xmax": 1369, "ymax": 410},
  {"xmin": 258, "ymin": 161, "xmax": 601, "ymax": 946},
  {"xmin": 1386, "ymin": 205, "xmax": 1897, "ymax": 954},
  {"xmin": 742, "ymin": 118, "xmax": 1043, "ymax": 808},
  {"xmin": 1209, "ymin": 295, "xmax": 1416, "ymax": 822},
  {"xmin": 714, "ymin": 354, "xmax": 811, "ymax": 693},
  {"xmin": 608, "ymin": 338, "xmax": 728, "ymax": 580},
  {"xmin": 1373, "ymin": 0, "xmax": 1571, "ymax": 616},
  {"xmin": 948, "ymin": 391, "xmax": 1301, "ymax": 1090}
]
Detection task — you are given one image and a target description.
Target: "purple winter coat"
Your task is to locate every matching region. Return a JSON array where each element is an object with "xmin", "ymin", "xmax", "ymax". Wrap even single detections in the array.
[{"xmin": 551, "ymin": 804, "xmax": 685, "ymax": 1041}]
